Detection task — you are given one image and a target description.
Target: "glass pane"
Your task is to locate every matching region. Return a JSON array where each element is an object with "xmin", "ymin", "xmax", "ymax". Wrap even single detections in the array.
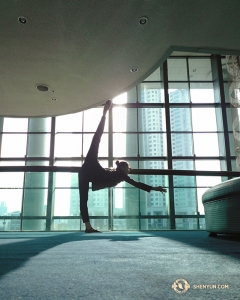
[
  {"xmin": 231, "ymin": 159, "xmax": 240, "ymax": 171},
  {"xmin": 139, "ymin": 133, "xmax": 166, "ymax": 156},
  {"xmin": 144, "ymin": 67, "xmax": 161, "ymax": 81},
  {"xmin": 173, "ymin": 176, "xmax": 196, "ymax": 187},
  {"xmin": 23, "ymin": 172, "xmax": 48, "ymax": 217},
  {"xmin": 196, "ymin": 174, "xmax": 222, "ymax": 187},
  {"xmin": 138, "ymin": 108, "xmax": 166, "ymax": 131},
  {"xmin": 55, "ymin": 112, "xmax": 82, "ymax": 132},
  {"xmin": 113, "ymin": 218, "xmax": 139, "ymax": 230},
  {"xmin": 224, "ymin": 82, "xmax": 230, "ymax": 103},
  {"xmin": 54, "ymin": 188, "xmax": 76, "ymax": 216},
  {"xmin": 113, "ymin": 107, "xmax": 137, "ymax": 132},
  {"xmin": 195, "ymin": 160, "xmax": 221, "ymax": 173},
  {"xmin": 0, "ymin": 172, "xmax": 24, "ymax": 188},
  {"xmin": 169, "ymin": 84, "xmax": 190, "ymax": 103},
  {"xmin": 172, "ymin": 160, "xmax": 195, "ymax": 170},
  {"xmin": 189, "ymin": 58, "xmax": 212, "ymax": 81},
  {"xmin": 139, "ymin": 174, "xmax": 168, "ymax": 189},
  {"xmin": 193, "ymin": 133, "xmax": 219, "ymax": 156},
  {"xmin": 171, "ymin": 133, "xmax": 193, "ymax": 156},
  {"xmin": 197, "ymin": 187, "xmax": 210, "ymax": 215},
  {"xmin": 174, "ymin": 188, "xmax": 197, "ymax": 214},
  {"xmin": 226, "ymin": 107, "xmax": 234, "ymax": 131},
  {"xmin": 113, "ymin": 133, "xmax": 137, "ymax": 157},
  {"xmin": 52, "ymin": 219, "xmax": 81, "ymax": 231},
  {"xmin": 167, "ymin": 58, "xmax": 187, "ymax": 81},
  {"xmin": 140, "ymin": 186, "xmax": 168, "ymax": 215},
  {"xmin": 22, "ymin": 220, "xmax": 46, "ymax": 231},
  {"xmin": 83, "ymin": 133, "xmax": 108, "ymax": 157},
  {"xmin": 55, "ymin": 134, "xmax": 82, "ymax": 157},
  {"xmin": 192, "ymin": 108, "xmax": 217, "ymax": 131},
  {"xmin": 83, "ymin": 108, "xmax": 108, "ymax": 132},
  {"xmin": 139, "ymin": 83, "xmax": 164, "ymax": 103},
  {"xmin": 139, "ymin": 160, "xmax": 168, "ymax": 170},
  {"xmin": 1, "ymin": 217, "xmax": 21, "ymax": 231},
  {"xmin": 175, "ymin": 218, "xmax": 199, "ymax": 230},
  {"xmin": 54, "ymin": 160, "xmax": 83, "ymax": 167},
  {"xmin": 0, "ymin": 161, "xmax": 25, "ymax": 167},
  {"xmin": 199, "ymin": 218, "xmax": 206, "ymax": 229},
  {"xmin": 28, "ymin": 118, "xmax": 51, "ymax": 132},
  {"xmin": 141, "ymin": 218, "xmax": 169, "ymax": 230},
  {"xmin": 222, "ymin": 58, "xmax": 228, "ymax": 81},
  {"xmin": 1, "ymin": 134, "xmax": 27, "ymax": 157},
  {"xmin": 190, "ymin": 83, "xmax": 215, "ymax": 103},
  {"xmin": 55, "ymin": 172, "xmax": 78, "ymax": 188},
  {"xmin": 87, "ymin": 189, "xmax": 109, "ymax": 231},
  {"xmin": 0, "ymin": 189, "xmax": 23, "ymax": 215},
  {"xmin": 170, "ymin": 108, "xmax": 192, "ymax": 131},
  {"xmin": 112, "ymin": 92, "xmax": 127, "ymax": 104},
  {"xmin": 3, "ymin": 118, "xmax": 28, "ymax": 132},
  {"xmin": 26, "ymin": 134, "xmax": 51, "ymax": 157}
]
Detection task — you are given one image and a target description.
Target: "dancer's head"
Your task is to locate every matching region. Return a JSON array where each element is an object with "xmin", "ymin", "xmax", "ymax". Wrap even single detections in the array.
[{"xmin": 115, "ymin": 160, "xmax": 130, "ymax": 174}]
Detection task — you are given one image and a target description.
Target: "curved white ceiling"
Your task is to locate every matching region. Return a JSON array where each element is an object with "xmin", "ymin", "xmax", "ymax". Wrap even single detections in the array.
[{"xmin": 1, "ymin": 0, "xmax": 240, "ymax": 117}]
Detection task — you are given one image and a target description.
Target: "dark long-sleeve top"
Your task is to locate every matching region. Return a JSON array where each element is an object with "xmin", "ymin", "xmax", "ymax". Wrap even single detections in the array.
[{"xmin": 91, "ymin": 168, "xmax": 152, "ymax": 192}]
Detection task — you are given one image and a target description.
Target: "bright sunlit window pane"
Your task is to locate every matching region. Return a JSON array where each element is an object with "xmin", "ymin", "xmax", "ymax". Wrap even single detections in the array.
[
  {"xmin": 83, "ymin": 108, "xmax": 108, "ymax": 132},
  {"xmin": 83, "ymin": 134, "xmax": 108, "ymax": 157},
  {"xmin": 55, "ymin": 134, "xmax": 82, "ymax": 157},
  {"xmin": 192, "ymin": 108, "xmax": 217, "ymax": 131},
  {"xmin": 55, "ymin": 112, "xmax": 82, "ymax": 132},
  {"xmin": 193, "ymin": 133, "xmax": 219, "ymax": 156},
  {"xmin": 190, "ymin": 83, "xmax": 215, "ymax": 103},
  {"xmin": 112, "ymin": 107, "xmax": 128, "ymax": 132},
  {"xmin": 113, "ymin": 93, "xmax": 127, "ymax": 104},
  {"xmin": 3, "ymin": 118, "xmax": 28, "ymax": 132},
  {"xmin": 1, "ymin": 134, "xmax": 27, "ymax": 157},
  {"xmin": 113, "ymin": 133, "xmax": 137, "ymax": 157}
]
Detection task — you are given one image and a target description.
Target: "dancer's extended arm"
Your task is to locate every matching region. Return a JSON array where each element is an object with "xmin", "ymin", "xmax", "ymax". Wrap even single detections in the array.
[{"xmin": 123, "ymin": 175, "xmax": 167, "ymax": 194}]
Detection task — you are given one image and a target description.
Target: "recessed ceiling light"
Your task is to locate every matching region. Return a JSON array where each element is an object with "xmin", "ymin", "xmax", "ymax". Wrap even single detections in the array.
[
  {"xmin": 139, "ymin": 17, "xmax": 148, "ymax": 25},
  {"xmin": 193, "ymin": 69, "xmax": 196, "ymax": 72},
  {"xmin": 130, "ymin": 67, "xmax": 138, "ymax": 73},
  {"xmin": 36, "ymin": 84, "xmax": 49, "ymax": 92},
  {"xmin": 18, "ymin": 16, "xmax": 27, "ymax": 24}
]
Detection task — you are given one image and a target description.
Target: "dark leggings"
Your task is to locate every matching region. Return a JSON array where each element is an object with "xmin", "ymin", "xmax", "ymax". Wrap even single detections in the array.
[{"xmin": 79, "ymin": 115, "xmax": 106, "ymax": 223}]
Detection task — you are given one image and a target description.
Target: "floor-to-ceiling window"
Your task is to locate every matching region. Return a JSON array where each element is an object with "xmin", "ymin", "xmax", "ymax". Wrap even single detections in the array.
[{"xmin": 0, "ymin": 53, "xmax": 235, "ymax": 231}]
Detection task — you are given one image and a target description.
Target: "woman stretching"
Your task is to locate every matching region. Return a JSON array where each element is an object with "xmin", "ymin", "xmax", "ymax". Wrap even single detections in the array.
[{"xmin": 79, "ymin": 100, "xmax": 167, "ymax": 233}]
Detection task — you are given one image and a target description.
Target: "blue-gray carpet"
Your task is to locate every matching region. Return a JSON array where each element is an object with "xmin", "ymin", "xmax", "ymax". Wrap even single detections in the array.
[{"xmin": 0, "ymin": 231, "xmax": 239, "ymax": 300}]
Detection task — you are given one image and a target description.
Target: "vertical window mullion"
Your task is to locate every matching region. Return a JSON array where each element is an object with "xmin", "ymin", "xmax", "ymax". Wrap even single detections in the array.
[{"xmin": 162, "ymin": 61, "xmax": 175, "ymax": 229}]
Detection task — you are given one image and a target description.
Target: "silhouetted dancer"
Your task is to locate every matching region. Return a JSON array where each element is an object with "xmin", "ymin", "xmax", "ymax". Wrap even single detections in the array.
[{"xmin": 79, "ymin": 100, "xmax": 167, "ymax": 233}]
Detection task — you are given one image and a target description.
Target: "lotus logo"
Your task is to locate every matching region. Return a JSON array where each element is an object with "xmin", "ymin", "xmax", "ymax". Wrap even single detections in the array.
[{"xmin": 172, "ymin": 278, "xmax": 190, "ymax": 294}]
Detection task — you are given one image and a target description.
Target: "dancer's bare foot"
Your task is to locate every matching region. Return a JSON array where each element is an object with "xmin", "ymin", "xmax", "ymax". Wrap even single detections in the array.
[{"xmin": 103, "ymin": 100, "xmax": 112, "ymax": 116}]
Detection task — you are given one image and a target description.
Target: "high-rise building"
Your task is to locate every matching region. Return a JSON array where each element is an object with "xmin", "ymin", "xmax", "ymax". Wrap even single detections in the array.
[{"xmin": 169, "ymin": 89, "xmax": 198, "ymax": 229}]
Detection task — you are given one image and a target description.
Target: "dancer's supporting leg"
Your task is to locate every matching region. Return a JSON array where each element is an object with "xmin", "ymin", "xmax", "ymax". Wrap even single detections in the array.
[{"xmin": 80, "ymin": 100, "xmax": 112, "ymax": 232}]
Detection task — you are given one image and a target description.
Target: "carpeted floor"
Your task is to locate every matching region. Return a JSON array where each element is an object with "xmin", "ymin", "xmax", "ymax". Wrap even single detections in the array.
[{"xmin": 0, "ymin": 230, "xmax": 240, "ymax": 300}]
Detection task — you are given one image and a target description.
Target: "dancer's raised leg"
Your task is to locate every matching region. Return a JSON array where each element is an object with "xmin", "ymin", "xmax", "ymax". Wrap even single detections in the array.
[{"xmin": 80, "ymin": 100, "xmax": 112, "ymax": 233}]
